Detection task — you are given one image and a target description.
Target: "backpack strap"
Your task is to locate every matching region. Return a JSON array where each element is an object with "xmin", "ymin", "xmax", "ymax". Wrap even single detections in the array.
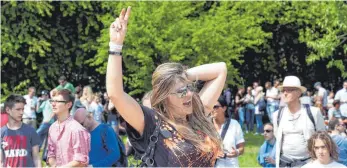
[
  {"xmin": 100, "ymin": 124, "xmax": 109, "ymax": 152},
  {"xmin": 303, "ymin": 104, "xmax": 316, "ymax": 131},
  {"xmin": 221, "ymin": 119, "xmax": 231, "ymax": 140},
  {"xmin": 139, "ymin": 116, "xmax": 161, "ymax": 167},
  {"xmin": 277, "ymin": 105, "xmax": 316, "ymax": 131},
  {"xmin": 277, "ymin": 106, "xmax": 285, "ymax": 128}
]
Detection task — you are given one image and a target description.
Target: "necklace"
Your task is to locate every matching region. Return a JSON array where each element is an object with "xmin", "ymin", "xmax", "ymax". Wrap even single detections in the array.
[{"xmin": 288, "ymin": 113, "xmax": 301, "ymax": 130}]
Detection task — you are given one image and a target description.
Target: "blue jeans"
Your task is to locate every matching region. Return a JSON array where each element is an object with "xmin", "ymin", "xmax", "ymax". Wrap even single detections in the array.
[
  {"xmin": 36, "ymin": 123, "xmax": 51, "ymax": 148},
  {"xmin": 238, "ymin": 107, "xmax": 245, "ymax": 130},
  {"xmin": 246, "ymin": 104, "xmax": 255, "ymax": 132},
  {"xmin": 255, "ymin": 114, "xmax": 263, "ymax": 133},
  {"xmin": 266, "ymin": 103, "xmax": 278, "ymax": 123}
]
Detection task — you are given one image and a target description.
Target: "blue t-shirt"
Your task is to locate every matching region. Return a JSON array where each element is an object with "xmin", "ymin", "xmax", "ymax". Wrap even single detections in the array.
[
  {"xmin": 258, "ymin": 140, "xmax": 276, "ymax": 168},
  {"xmin": 89, "ymin": 124, "xmax": 120, "ymax": 167},
  {"xmin": 331, "ymin": 135, "xmax": 347, "ymax": 166},
  {"xmin": 1, "ymin": 124, "xmax": 40, "ymax": 167}
]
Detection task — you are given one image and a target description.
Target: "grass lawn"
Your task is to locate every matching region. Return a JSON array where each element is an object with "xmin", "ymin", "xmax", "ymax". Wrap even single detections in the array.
[
  {"xmin": 41, "ymin": 132, "xmax": 264, "ymax": 167},
  {"xmin": 238, "ymin": 133, "xmax": 264, "ymax": 167}
]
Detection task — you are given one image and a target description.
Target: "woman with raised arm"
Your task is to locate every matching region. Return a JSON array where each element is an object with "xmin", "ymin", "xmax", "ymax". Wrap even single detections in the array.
[{"xmin": 106, "ymin": 7, "xmax": 227, "ymax": 167}]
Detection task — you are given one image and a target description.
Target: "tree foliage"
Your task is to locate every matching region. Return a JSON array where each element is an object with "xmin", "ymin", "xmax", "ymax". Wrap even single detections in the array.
[{"xmin": 2, "ymin": 1, "xmax": 346, "ymax": 101}]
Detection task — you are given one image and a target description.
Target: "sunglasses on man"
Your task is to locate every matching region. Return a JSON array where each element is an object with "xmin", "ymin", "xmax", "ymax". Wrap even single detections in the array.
[
  {"xmin": 264, "ymin": 129, "xmax": 273, "ymax": 133},
  {"xmin": 213, "ymin": 105, "xmax": 222, "ymax": 110}
]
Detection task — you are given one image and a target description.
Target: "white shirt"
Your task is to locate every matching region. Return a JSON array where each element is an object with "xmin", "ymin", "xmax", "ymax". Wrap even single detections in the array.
[
  {"xmin": 335, "ymin": 88, "xmax": 347, "ymax": 117},
  {"xmin": 302, "ymin": 160, "xmax": 345, "ymax": 168},
  {"xmin": 23, "ymin": 95, "xmax": 38, "ymax": 119},
  {"xmin": 281, "ymin": 109, "xmax": 309, "ymax": 159},
  {"xmin": 266, "ymin": 87, "xmax": 279, "ymax": 103},
  {"xmin": 252, "ymin": 89, "xmax": 256, "ymax": 97},
  {"xmin": 273, "ymin": 105, "xmax": 326, "ymax": 167},
  {"xmin": 215, "ymin": 119, "xmax": 245, "ymax": 168},
  {"xmin": 318, "ymin": 87, "xmax": 328, "ymax": 107}
]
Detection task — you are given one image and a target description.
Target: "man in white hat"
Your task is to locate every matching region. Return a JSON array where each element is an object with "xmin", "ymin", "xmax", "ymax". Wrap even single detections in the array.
[{"xmin": 272, "ymin": 76, "xmax": 326, "ymax": 167}]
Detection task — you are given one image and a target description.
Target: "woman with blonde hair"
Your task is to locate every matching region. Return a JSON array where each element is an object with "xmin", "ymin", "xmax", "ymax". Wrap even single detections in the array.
[
  {"xmin": 106, "ymin": 7, "xmax": 227, "ymax": 167},
  {"xmin": 80, "ymin": 85, "xmax": 94, "ymax": 111},
  {"xmin": 302, "ymin": 131, "xmax": 345, "ymax": 167},
  {"xmin": 254, "ymin": 86, "xmax": 265, "ymax": 135}
]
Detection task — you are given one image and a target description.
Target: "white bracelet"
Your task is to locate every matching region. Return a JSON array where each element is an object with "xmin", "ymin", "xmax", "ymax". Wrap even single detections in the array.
[{"xmin": 109, "ymin": 42, "xmax": 123, "ymax": 51}]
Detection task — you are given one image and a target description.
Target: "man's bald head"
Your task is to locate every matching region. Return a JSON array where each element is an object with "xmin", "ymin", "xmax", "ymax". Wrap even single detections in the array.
[{"xmin": 74, "ymin": 107, "xmax": 88, "ymax": 124}]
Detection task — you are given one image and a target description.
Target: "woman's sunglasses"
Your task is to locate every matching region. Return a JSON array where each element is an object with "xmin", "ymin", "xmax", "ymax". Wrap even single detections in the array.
[{"xmin": 170, "ymin": 84, "xmax": 196, "ymax": 98}]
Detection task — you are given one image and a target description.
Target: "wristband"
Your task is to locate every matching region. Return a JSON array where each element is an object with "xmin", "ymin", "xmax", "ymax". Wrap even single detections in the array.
[
  {"xmin": 109, "ymin": 42, "xmax": 123, "ymax": 51},
  {"xmin": 223, "ymin": 153, "xmax": 227, "ymax": 159},
  {"xmin": 108, "ymin": 51, "xmax": 122, "ymax": 56},
  {"xmin": 236, "ymin": 149, "xmax": 240, "ymax": 156}
]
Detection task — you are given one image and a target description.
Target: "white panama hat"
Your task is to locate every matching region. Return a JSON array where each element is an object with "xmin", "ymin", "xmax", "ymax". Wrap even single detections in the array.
[{"xmin": 278, "ymin": 76, "xmax": 307, "ymax": 93}]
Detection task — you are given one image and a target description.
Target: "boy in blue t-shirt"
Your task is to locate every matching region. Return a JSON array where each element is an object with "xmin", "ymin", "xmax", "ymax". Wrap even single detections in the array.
[{"xmin": 1, "ymin": 95, "xmax": 41, "ymax": 167}]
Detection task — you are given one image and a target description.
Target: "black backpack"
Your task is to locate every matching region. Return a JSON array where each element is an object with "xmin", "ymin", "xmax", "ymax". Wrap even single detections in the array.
[
  {"xmin": 277, "ymin": 104, "xmax": 316, "ymax": 131},
  {"xmin": 100, "ymin": 124, "xmax": 128, "ymax": 167}
]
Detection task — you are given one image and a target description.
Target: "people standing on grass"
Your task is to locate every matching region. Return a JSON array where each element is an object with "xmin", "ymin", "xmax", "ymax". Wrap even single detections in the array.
[
  {"xmin": 254, "ymin": 86, "xmax": 265, "ymax": 135},
  {"xmin": 335, "ymin": 80, "xmax": 347, "ymax": 120},
  {"xmin": 80, "ymin": 85, "xmax": 94, "ymax": 112},
  {"xmin": 245, "ymin": 86, "xmax": 255, "ymax": 133},
  {"xmin": 302, "ymin": 131, "xmax": 345, "ymax": 168},
  {"xmin": 23, "ymin": 86, "xmax": 38, "ymax": 129},
  {"xmin": 265, "ymin": 81, "xmax": 280, "ymax": 123},
  {"xmin": 106, "ymin": 6, "xmax": 227, "ymax": 166},
  {"xmin": 0, "ymin": 104, "xmax": 8, "ymax": 128},
  {"xmin": 89, "ymin": 93, "xmax": 104, "ymax": 123},
  {"xmin": 235, "ymin": 87, "xmax": 246, "ymax": 131},
  {"xmin": 258, "ymin": 123, "xmax": 276, "ymax": 168},
  {"xmin": 314, "ymin": 82, "xmax": 328, "ymax": 117},
  {"xmin": 328, "ymin": 100, "xmax": 343, "ymax": 121},
  {"xmin": 1, "ymin": 95, "xmax": 41, "ymax": 167},
  {"xmin": 327, "ymin": 91, "xmax": 335, "ymax": 109},
  {"xmin": 328, "ymin": 119, "xmax": 347, "ymax": 166},
  {"xmin": 56, "ymin": 76, "xmax": 75, "ymax": 94},
  {"xmin": 36, "ymin": 90, "xmax": 54, "ymax": 149},
  {"xmin": 47, "ymin": 89, "xmax": 90, "ymax": 167},
  {"xmin": 213, "ymin": 97, "xmax": 245, "ymax": 167},
  {"xmin": 273, "ymin": 76, "xmax": 325, "ymax": 167}
]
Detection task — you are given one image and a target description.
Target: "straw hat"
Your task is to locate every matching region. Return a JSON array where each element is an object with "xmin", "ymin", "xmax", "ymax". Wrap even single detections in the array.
[{"xmin": 278, "ymin": 76, "xmax": 307, "ymax": 93}]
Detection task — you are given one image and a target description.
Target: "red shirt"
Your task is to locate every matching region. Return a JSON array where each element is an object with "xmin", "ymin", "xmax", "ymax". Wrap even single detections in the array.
[{"xmin": 1, "ymin": 113, "xmax": 8, "ymax": 127}]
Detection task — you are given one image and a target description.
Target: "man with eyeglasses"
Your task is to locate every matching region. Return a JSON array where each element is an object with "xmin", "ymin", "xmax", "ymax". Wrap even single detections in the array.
[
  {"xmin": 258, "ymin": 123, "xmax": 276, "ymax": 168},
  {"xmin": 273, "ymin": 76, "xmax": 325, "ymax": 167},
  {"xmin": 47, "ymin": 89, "xmax": 90, "ymax": 167},
  {"xmin": 74, "ymin": 107, "xmax": 121, "ymax": 167}
]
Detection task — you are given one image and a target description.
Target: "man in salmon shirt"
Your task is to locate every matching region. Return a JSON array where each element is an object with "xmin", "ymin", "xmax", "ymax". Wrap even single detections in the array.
[{"xmin": 47, "ymin": 89, "xmax": 90, "ymax": 167}]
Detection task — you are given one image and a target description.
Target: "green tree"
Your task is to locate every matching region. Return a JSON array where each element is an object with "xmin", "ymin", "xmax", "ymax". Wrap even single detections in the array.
[{"xmin": 1, "ymin": 1, "xmax": 113, "ymax": 101}]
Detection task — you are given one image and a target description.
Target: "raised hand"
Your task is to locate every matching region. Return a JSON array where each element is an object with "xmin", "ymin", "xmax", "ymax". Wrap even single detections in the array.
[{"xmin": 110, "ymin": 6, "xmax": 131, "ymax": 45}]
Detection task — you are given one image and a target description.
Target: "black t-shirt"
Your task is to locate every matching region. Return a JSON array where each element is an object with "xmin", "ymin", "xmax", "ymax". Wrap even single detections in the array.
[{"xmin": 126, "ymin": 105, "xmax": 216, "ymax": 167}]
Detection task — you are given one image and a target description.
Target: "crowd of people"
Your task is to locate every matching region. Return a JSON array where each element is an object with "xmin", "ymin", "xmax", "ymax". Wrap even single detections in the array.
[{"xmin": 1, "ymin": 7, "xmax": 347, "ymax": 168}]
